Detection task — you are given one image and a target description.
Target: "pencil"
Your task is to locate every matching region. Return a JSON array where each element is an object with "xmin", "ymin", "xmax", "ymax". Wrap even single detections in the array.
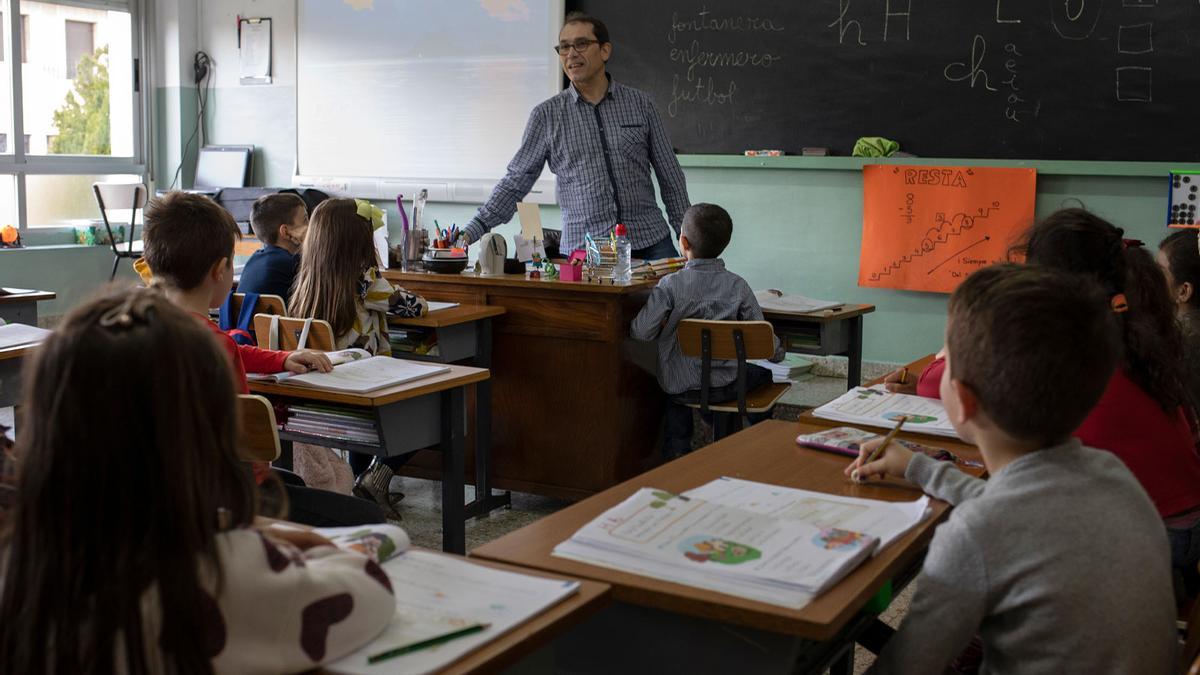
[
  {"xmin": 368, "ymin": 623, "xmax": 490, "ymax": 663},
  {"xmin": 851, "ymin": 415, "xmax": 908, "ymax": 483},
  {"xmin": 898, "ymin": 367, "xmax": 908, "ymax": 385}
]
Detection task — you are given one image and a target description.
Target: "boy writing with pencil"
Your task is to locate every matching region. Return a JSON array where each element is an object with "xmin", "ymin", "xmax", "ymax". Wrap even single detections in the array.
[
  {"xmin": 849, "ymin": 264, "xmax": 1175, "ymax": 674},
  {"xmin": 631, "ymin": 203, "xmax": 784, "ymax": 458}
]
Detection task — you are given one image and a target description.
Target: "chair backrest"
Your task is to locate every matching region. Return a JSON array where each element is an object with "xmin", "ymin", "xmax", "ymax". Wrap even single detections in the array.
[
  {"xmin": 229, "ymin": 293, "xmax": 286, "ymax": 319},
  {"xmin": 237, "ymin": 394, "xmax": 280, "ymax": 462},
  {"xmin": 677, "ymin": 320, "xmax": 777, "ymax": 361},
  {"xmin": 254, "ymin": 314, "xmax": 336, "ymax": 351},
  {"xmin": 92, "ymin": 182, "xmax": 148, "ymax": 255}
]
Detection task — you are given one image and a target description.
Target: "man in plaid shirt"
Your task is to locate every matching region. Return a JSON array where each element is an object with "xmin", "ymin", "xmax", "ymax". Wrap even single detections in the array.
[{"xmin": 463, "ymin": 12, "xmax": 690, "ymax": 259}]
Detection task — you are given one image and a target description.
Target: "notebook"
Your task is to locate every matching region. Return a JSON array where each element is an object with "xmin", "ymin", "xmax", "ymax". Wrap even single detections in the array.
[
  {"xmin": 811, "ymin": 386, "xmax": 960, "ymax": 439},
  {"xmin": 0, "ymin": 323, "xmax": 51, "ymax": 350},
  {"xmin": 247, "ymin": 348, "xmax": 450, "ymax": 393},
  {"xmin": 754, "ymin": 290, "xmax": 842, "ymax": 314},
  {"xmin": 553, "ymin": 486, "xmax": 882, "ymax": 609},
  {"xmin": 311, "ymin": 525, "xmax": 582, "ymax": 675}
]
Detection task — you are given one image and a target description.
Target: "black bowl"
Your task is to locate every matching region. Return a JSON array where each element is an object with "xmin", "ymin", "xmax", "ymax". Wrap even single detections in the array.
[{"xmin": 423, "ymin": 258, "xmax": 468, "ymax": 274}]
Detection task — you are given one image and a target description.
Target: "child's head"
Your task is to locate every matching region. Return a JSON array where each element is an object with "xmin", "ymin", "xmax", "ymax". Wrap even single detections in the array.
[
  {"xmin": 1157, "ymin": 229, "xmax": 1200, "ymax": 311},
  {"xmin": 680, "ymin": 203, "xmax": 733, "ymax": 260},
  {"xmin": 1017, "ymin": 207, "xmax": 1187, "ymax": 412},
  {"xmin": 289, "ymin": 198, "xmax": 379, "ymax": 338},
  {"xmin": 143, "ymin": 191, "xmax": 241, "ymax": 305},
  {"xmin": 0, "ymin": 287, "xmax": 255, "ymax": 671},
  {"xmin": 942, "ymin": 264, "xmax": 1120, "ymax": 448},
  {"xmin": 250, "ymin": 192, "xmax": 308, "ymax": 253}
]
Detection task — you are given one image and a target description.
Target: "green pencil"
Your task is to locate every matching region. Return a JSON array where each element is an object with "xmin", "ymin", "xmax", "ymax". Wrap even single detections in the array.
[{"xmin": 367, "ymin": 623, "xmax": 490, "ymax": 664}]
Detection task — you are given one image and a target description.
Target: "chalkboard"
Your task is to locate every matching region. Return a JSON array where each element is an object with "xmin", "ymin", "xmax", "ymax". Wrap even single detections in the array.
[{"xmin": 567, "ymin": 0, "xmax": 1200, "ymax": 161}]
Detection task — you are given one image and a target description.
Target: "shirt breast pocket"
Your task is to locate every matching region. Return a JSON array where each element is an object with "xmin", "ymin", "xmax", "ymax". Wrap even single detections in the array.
[{"xmin": 618, "ymin": 124, "xmax": 648, "ymax": 160}]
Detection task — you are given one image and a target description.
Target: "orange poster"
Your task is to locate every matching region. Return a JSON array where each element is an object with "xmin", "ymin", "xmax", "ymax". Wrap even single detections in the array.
[{"xmin": 858, "ymin": 165, "xmax": 1037, "ymax": 294}]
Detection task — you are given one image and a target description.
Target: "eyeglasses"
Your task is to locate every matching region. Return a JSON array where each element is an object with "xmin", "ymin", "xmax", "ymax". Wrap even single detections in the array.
[{"xmin": 554, "ymin": 39, "xmax": 599, "ymax": 55}]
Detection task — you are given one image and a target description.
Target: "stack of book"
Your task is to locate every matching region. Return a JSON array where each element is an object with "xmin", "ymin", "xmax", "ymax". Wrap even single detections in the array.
[
  {"xmin": 632, "ymin": 257, "xmax": 686, "ymax": 278},
  {"xmin": 281, "ymin": 404, "xmax": 381, "ymax": 446},
  {"xmin": 388, "ymin": 327, "xmax": 438, "ymax": 356},
  {"xmin": 750, "ymin": 354, "xmax": 814, "ymax": 383}
]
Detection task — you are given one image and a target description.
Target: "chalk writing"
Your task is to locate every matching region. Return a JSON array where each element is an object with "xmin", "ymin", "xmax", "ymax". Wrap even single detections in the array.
[
  {"xmin": 1051, "ymin": 0, "xmax": 1103, "ymax": 40},
  {"xmin": 944, "ymin": 35, "xmax": 997, "ymax": 92},
  {"xmin": 669, "ymin": 74, "xmax": 738, "ymax": 117},
  {"xmin": 668, "ymin": 6, "xmax": 785, "ymax": 44},
  {"xmin": 668, "ymin": 41, "xmax": 783, "ymax": 81},
  {"xmin": 883, "ymin": 0, "xmax": 912, "ymax": 42},
  {"xmin": 1002, "ymin": 43, "xmax": 1041, "ymax": 122},
  {"xmin": 829, "ymin": 0, "xmax": 867, "ymax": 46},
  {"xmin": 996, "ymin": 0, "xmax": 1021, "ymax": 23}
]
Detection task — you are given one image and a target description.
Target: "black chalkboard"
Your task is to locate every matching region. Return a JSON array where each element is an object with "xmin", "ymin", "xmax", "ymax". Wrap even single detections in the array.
[{"xmin": 566, "ymin": 0, "xmax": 1200, "ymax": 161}]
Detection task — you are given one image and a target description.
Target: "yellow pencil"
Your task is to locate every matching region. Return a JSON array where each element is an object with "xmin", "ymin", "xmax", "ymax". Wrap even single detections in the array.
[
  {"xmin": 852, "ymin": 415, "xmax": 908, "ymax": 483},
  {"xmin": 898, "ymin": 367, "xmax": 909, "ymax": 385}
]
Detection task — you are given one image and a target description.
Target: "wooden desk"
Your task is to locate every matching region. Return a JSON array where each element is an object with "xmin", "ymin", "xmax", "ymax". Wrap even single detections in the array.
[
  {"xmin": 250, "ymin": 364, "xmax": 489, "ymax": 554},
  {"xmin": 0, "ymin": 289, "xmax": 55, "ymax": 325},
  {"xmin": 474, "ymin": 420, "xmax": 978, "ymax": 640},
  {"xmin": 432, "ymin": 556, "xmax": 610, "ymax": 674},
  {"xmin": 388, "ymin": 303, "xmax": 511, "ymax": 519},
  {"xmin": 762, "ymin": 303, "xmax": 875, "ymax": 390},
  {"xmin": 385, "ymin": 270, "xmax": 663, "ymax": 500},
  {"xmin": 0, "ymin": 343, "xmax": 37, "ymax": 408}
]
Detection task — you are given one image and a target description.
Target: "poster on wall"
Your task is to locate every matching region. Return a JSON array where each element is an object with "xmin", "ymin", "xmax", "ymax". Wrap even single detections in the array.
[{"xmin": 858, "ymin": 165, "xmax": 1037, "ymax": 294}]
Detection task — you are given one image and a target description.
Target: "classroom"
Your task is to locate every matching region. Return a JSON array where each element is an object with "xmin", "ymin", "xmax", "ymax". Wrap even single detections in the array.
[{"xmin": 1, "ymin": 1, "xmax": 1199, "ymax": 673}]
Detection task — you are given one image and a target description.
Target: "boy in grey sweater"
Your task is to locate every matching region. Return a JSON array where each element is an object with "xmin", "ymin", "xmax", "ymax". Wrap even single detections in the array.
[{"xmin": 851, "ymin": 264, "xmax": 1177, "ymax": 674}]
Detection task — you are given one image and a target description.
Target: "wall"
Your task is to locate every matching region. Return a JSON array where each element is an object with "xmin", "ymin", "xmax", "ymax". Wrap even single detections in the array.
[{"xmin": 0, "ymin": 2, "xmax": 1187, "ymax": 363}]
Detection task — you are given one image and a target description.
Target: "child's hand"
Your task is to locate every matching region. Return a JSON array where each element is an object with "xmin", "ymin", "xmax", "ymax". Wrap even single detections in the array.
[
  {"xmin": 882, "ymin": 367, "xmax": 917, "ymax": 394},
  {"xmin": 284, "ymin": 350, "xmax": 333, "ymax": 374},
  {"xmin": 263, "ymin": 525, "xmax": 335, "ymax": 551},
  {"xmin": 844, "ymin": 437, "xmax": 915, "ymax": 482}
]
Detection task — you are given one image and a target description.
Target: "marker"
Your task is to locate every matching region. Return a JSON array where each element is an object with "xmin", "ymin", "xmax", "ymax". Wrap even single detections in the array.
[
  {"xmin": 368, "ymin": 623, "xmax": 490, "ymax": 663},
  {"xmin": 851, "ymin": 415, "xmax": 907, "ymax": 483}
]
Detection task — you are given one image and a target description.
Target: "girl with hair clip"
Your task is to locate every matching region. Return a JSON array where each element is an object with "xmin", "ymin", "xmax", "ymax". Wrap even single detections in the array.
[
  {"xmin": 289, "ymin": 198, "xmax": 428, "ymax": 514},
  {"xmin": 1024, "ymin": 210, "xmax": 1200, "ymax": 605},
  {"xmin": 1157, "ymin": 228, "xmax": 1200, "ymax": 407},
  {"xmin": 0, "ymin": 288, "xmax": 394, "ymax": 674}
]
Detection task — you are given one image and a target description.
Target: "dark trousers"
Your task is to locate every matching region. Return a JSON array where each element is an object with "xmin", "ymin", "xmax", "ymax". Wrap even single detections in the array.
[
  {"xmin": 284, "ymin": 484, "xmax": 386, "ymax": 526},
  {"xmin": 664, "ymin": 364, "xmax": 774, "ymax": 459},
  {"xmin": 348, "ymin": 451, "xmax": 410, "ymax": 476}
]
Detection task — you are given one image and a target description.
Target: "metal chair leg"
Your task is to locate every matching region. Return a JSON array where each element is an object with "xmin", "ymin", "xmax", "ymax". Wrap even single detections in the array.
[{"xmin": 110, "ymin": 255, "xmax": 120, "ymax": 281}]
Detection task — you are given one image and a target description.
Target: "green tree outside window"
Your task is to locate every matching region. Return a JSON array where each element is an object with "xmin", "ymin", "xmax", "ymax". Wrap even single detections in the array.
[{"xmin": 49, "ymin": 46, "xmax": 109, "ymax": 155}]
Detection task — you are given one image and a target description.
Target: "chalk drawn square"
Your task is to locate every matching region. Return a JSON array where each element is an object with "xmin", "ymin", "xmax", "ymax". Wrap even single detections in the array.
[
  {"xmin": 1118, "ymin": 23, "xmax": 1153, "ymax": 54},
  {"xmin": 1116, "ymin": 67, "xmax": 1152, "ymax": 102},
  {"xmin": 1122, "ymin": 0, "xmax": 1156, "ymax": 6}
]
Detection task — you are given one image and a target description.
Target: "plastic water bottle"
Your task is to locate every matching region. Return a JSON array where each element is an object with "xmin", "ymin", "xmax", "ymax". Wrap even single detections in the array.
[{"xmin": 613, "ymin": 223, "xmax": 631, "ymax": 283}]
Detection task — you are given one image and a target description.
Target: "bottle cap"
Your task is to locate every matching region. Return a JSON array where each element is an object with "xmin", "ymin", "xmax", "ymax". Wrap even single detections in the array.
[{"xmin": 615, "ymin": 223, "xmax": 628, "ymax": 236}]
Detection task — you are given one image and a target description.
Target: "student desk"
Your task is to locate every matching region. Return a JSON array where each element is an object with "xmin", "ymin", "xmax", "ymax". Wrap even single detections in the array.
[
  {"xmin": 762, "ymin": 303, "xmax": 876, "ymax": 390},
  {"xmin": 388, "ymin": 304, "xmax": 511, "ymax": 517},
  {"xmin": 0, "ymin": 289, "xmax": 56, "ymax": 325},
  {"xmin": 0, "ymin": 343, "xmax": 35, "ymax": 408},
  {"xmin": 472, "ymin": 420, "xmax": 982, "ymax": 674},
  {"xmin": 384, "ymin": 270, "xmax": 663, "ymax": 500},
  {"xmin": 249, "ymin": 364, "xmax": 489, "ymax": 554}
]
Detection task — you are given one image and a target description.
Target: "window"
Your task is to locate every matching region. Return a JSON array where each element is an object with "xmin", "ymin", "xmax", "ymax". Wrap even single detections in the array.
[
  {"xmin": 0, "ymin": 1, "xmax": 145, "ymax": 228},
  {"xmin": 64, "ymin": 19, "xmax": 90, "ymax": 78}
]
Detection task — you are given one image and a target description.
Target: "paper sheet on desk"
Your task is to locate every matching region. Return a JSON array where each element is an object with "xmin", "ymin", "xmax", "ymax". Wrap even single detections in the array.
[
  {"xmin": 813, "ymin": 386, "xmax": 960, "ymax": 439},
  {"xmin": 683, "ymin": 477, "xmax": 931, "ymax": 554},
  {"xmin": 328, "ymin": 550, "xmax": 580, "ymax": 675},
  {"xmin": 754, "ymin": 291, "xmax": 841, "ymax": 313}
]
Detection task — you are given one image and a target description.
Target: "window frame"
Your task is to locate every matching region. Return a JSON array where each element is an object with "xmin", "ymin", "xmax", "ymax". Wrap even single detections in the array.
[{"xmin": 0, "ymin": 0, "xmax": 147, "ymax": 231}]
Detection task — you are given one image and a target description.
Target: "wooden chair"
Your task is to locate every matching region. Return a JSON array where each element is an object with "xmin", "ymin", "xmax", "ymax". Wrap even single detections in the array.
[
  {"xmin": 254, "ymin": 314, "xmax": 336, "ymax": 351},
  {"xmin": 229, "ymin": 293, "xmax": 286, "ymax": 319},
  {"xmin": 238, "ymin": 394, "xmax": 280, "ymax": 462},
  {"xmin": 676, "ymin": 319, "xmax": 791, "ymax": 440},
  {"xmin": 92, "ymin": 182, "xmax": 148, "ymax": 281}
]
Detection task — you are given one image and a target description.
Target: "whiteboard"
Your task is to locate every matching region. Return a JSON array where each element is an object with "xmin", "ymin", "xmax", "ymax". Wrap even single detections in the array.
[{"xmin": 295, "ymin": 0, "xmax": 562, "ymax": 203}]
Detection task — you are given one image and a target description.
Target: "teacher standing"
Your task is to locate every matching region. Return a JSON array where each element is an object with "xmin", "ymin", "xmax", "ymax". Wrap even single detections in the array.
[{"xmin": 462, "ymin": 12, "xmax": 690, "ymax": 260}]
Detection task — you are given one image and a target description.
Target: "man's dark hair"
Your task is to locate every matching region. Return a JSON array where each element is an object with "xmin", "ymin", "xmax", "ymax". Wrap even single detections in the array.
[
  {"xmin": 249, "ymin": 192, "xmax": 305, "ymax": 245},
  {"xmin": 143, "ymin": 191, "xmax": 241, "ymax": 291},
  {"xmin": 563, "ymin": 11, "xmax": 610, "ymax": 44},
  {"xmin": 681, "ymin": 203, "xmax": 733, "ymax": 259},
  {"xmin": 947, "ymin": 263, "xmax": 1120, "ymax": 446}
]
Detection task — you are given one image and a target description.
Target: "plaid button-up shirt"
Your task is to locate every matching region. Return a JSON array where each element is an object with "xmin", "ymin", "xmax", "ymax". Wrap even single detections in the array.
[{"xmin": 465, "ymin": 77, "xmax": 690, "ymax": 252}]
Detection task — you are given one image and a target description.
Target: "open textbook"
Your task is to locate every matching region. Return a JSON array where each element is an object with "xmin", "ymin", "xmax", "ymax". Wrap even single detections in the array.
[
  {"xmin": 247, "ymin": 348, "xmax": 449, "ymax": 394},
  {"xmin": 0, "ymin": 322, "xmax": 50, "ymax": 350},
  {"xmin": 307, "ymin": 525, "xmax": 580, "ymax": 675},
  {"xmin": 553, "ymin": 487, "xmax": 881, "ymax": 609},
  {"xmin": 812, "ymin": 386, "xmax": 960, "ymax": 439}
]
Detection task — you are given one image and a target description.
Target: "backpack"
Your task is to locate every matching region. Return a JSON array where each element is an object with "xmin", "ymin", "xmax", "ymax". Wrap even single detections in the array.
[{"xmin": 219, "ymin": 292, "xmax": 259, "ymax": 346}]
